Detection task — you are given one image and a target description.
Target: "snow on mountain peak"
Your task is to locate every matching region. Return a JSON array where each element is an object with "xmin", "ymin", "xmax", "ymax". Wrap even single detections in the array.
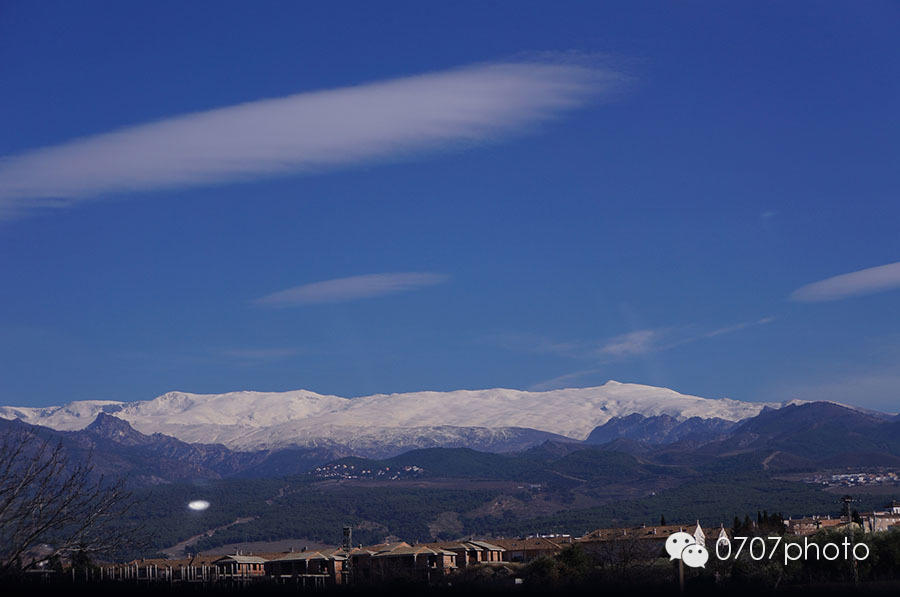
[
  {"xmin": 0, "ymin": 382, "xmax": 779, "ymax": 450},
  {"xmin": 0, "ymin": 400, "xmax": 125, "ymax": 431}
]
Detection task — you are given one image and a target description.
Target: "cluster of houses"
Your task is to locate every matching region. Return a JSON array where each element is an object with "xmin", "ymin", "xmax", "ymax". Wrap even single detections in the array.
[
  {"xmin": 87, "ymin": 524, "xmax": 736, "ymax": 586},
  {"xmin": 94, "ymin": 539, "xmax": 508, "ymax": 587},
  {"xmin": 785, "ymin": 501, "xmax": 900, "ymax": 535},
  {"xmin": 80, "ymin": 502, "xmax": 900, "ymax": 588},
  {"xmin": 803, "ymin": 471, "xmax": 900, "ymax": 488},
  {"xmin": 312, "ymin": 462, "xmax": 424, "ymax": 481}
]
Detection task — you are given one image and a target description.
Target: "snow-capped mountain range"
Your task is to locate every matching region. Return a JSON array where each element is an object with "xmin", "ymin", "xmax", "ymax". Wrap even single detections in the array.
[{"xmin": 0, "ymin": 381, "xmax": 781, "ymax": 452}]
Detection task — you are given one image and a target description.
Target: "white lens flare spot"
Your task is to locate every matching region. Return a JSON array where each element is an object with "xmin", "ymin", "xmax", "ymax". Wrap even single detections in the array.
[{"xmin": 188, "ymin": 500, "xmax": 210, "ymax": 511}]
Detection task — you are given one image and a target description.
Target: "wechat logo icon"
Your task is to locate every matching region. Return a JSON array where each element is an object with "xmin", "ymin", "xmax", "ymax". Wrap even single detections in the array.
[{"xmin": 666, "ymin": 530, "xmax": 709, "ymax": 568}]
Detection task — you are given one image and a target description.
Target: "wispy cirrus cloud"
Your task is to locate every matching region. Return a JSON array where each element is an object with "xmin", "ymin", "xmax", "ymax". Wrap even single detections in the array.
[
  {"xmin": 0, "ymin": 59, "xmax": 623, "ymax": 219},
  {"xmin": 481, "ymin": 332, "xmax": 586, "ymax": 359},
  {"xmin": 791, "ymin": 261, "xmax": 900, "ymax": 302},
  {"xmin": 255, "ymin": 272, "xmax": 448, "ymax": 307},
  {"xmin": 595, "ymin": 329, "xmax": 662, "ymax": 357},
  {"xmin": 704, "ymin": 316, "xmax": 775, "ymax": 338},
  {"xmin": 594, "ymin": 317, "xmax": 774, "ymax": 356},
  {"xmin": 496, "ymin": 316, "xmax": 775, "ymax": 366},
  {"xmin": 482, "ymin": 329, "xmax": 667, "ymax": 360},
  {"xmin": 521, "ymin": 316, "xmax": 775, "ymax": 390}
]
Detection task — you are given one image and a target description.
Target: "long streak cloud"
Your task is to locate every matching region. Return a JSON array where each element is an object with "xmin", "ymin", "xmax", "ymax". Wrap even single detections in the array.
[
  {"xmin": 0, "ymin": 60, "xmax": 620, "ymax": 218},
  {"xmin": 255, "ymin": 272, "xmax": 448, "ymax": 307},
  {"xmin": 790, "ymin": 261, "xmax": 900, "ymax": 302}
]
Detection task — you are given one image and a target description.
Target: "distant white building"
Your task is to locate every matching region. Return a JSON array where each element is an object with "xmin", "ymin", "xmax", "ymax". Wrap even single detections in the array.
[{"xmin": 862, "ymin": 503, "xmax": 900, "ymax": 532}]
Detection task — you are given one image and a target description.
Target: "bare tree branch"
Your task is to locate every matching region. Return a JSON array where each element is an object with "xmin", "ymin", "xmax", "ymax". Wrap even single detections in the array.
[{"xmin": 0, "ymin": 429, "xmax": 141, "ymax": 574}]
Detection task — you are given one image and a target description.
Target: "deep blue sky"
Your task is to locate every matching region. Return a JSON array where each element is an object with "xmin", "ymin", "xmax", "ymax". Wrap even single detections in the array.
[{"xmin": 1, "ymin": 2, "xmax": 898, "ymax": 410}]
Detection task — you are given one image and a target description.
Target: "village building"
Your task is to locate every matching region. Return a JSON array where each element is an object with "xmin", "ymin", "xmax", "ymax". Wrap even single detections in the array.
[
  {"xmin": 492, "ymin": 536, "xmax": 572, "ymax": 562},
  {"xmin": 348, "ymin": 542, "xmax": 457, "ymax": 583},
  {"xmin": 577, "ymin": 523, "xmax": 722, "ymax": 561},
  {"xmin": 860, "ymin": 502, "xmax": 900, "ymax": 532},
  {"xmin": 783, "ymin": 502, "xmax": 900, "ymax": 536},
  {"xmin": 784, "ymin": 515, "xmax": 845, "ymax": 535},
  {"xmin": 211, "ymin": 554, "xmax": 267, "ymax": 580},
  {"xmin": 424, "ymin": 540, "xmax": 505, "ymax": 566},
  {"xmin": 346, "ymin": 541, "xmax": 408, "ymax": 583},
  {"xmin": 265, "ymin": 549, "xmax": 348, "ymax": 586},
  {"xmin": 83, "ymin": 505, "xmax": 900, "ymax": 588}
]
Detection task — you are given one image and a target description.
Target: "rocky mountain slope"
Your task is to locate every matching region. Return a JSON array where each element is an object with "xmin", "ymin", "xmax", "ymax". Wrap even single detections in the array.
[
  {"xmin": 0, "ymin": 414, "xmax": 345, "ymax": 485},
  {"xmin": 1, "ymin": 400, "xmax": 894, "ymax": 487}
]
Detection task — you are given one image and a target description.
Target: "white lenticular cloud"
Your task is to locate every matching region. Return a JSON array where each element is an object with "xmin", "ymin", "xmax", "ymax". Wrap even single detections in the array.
[
  {"xmin": 255, "ymin": 272, "xmax": 448, "ymax": 307},
  {"xmin": 0, "ymin": 60, "xmax": 621, "ymax": 219},
  {"xmin": 790, "ymin": 262, "xmax": 900, "ymax": 302}
]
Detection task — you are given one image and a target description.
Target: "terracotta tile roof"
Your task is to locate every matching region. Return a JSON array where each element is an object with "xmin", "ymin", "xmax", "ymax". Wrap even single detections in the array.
[
  {"xmin": 373, "ymin": 545, "xmax": 438, "ymax": 557},
  {"xmin": 424, "ymin": 541, "xmax": 469, "ymax": 551},
  {"xmin": 116, "ymin": 554, "xmax": 221, "ymax": 567},
  {"xmin": 255, "ymin": 552, "xmax": 291, "ymax": 560},
  {"xmin": 423, "ymin": 540, "xmax": 503, "ymax": 552},
  {"xmin": 350, "ymin": 541, "xmax": 411, "ymax": 556},
  {"xmin": 188, "ymin": 555, "xmax": 221, "ymax": 565},
  {"xmin": 467, "ymin": 540, "xmax": 505, "ymax": 551},
  {"xmin": 212, "ymin": 555, "xmax": 267, "ymax": 564},
  {"xmin": 269, "ymin": 550, "xmax": 331, "ymax": 562},
  {"xmin": 490, "ymin": 537, "xmax": 567, "ymax": 551}
]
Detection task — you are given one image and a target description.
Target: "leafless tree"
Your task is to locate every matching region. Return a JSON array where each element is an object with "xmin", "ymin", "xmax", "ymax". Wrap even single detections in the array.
[
  {"xmin": 0, "ymin": 429, "xmax": 138, "ymax": 574},
  {"xmin": 592, "ymin": 535, "xmax": 661, "ymax": 569}
]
